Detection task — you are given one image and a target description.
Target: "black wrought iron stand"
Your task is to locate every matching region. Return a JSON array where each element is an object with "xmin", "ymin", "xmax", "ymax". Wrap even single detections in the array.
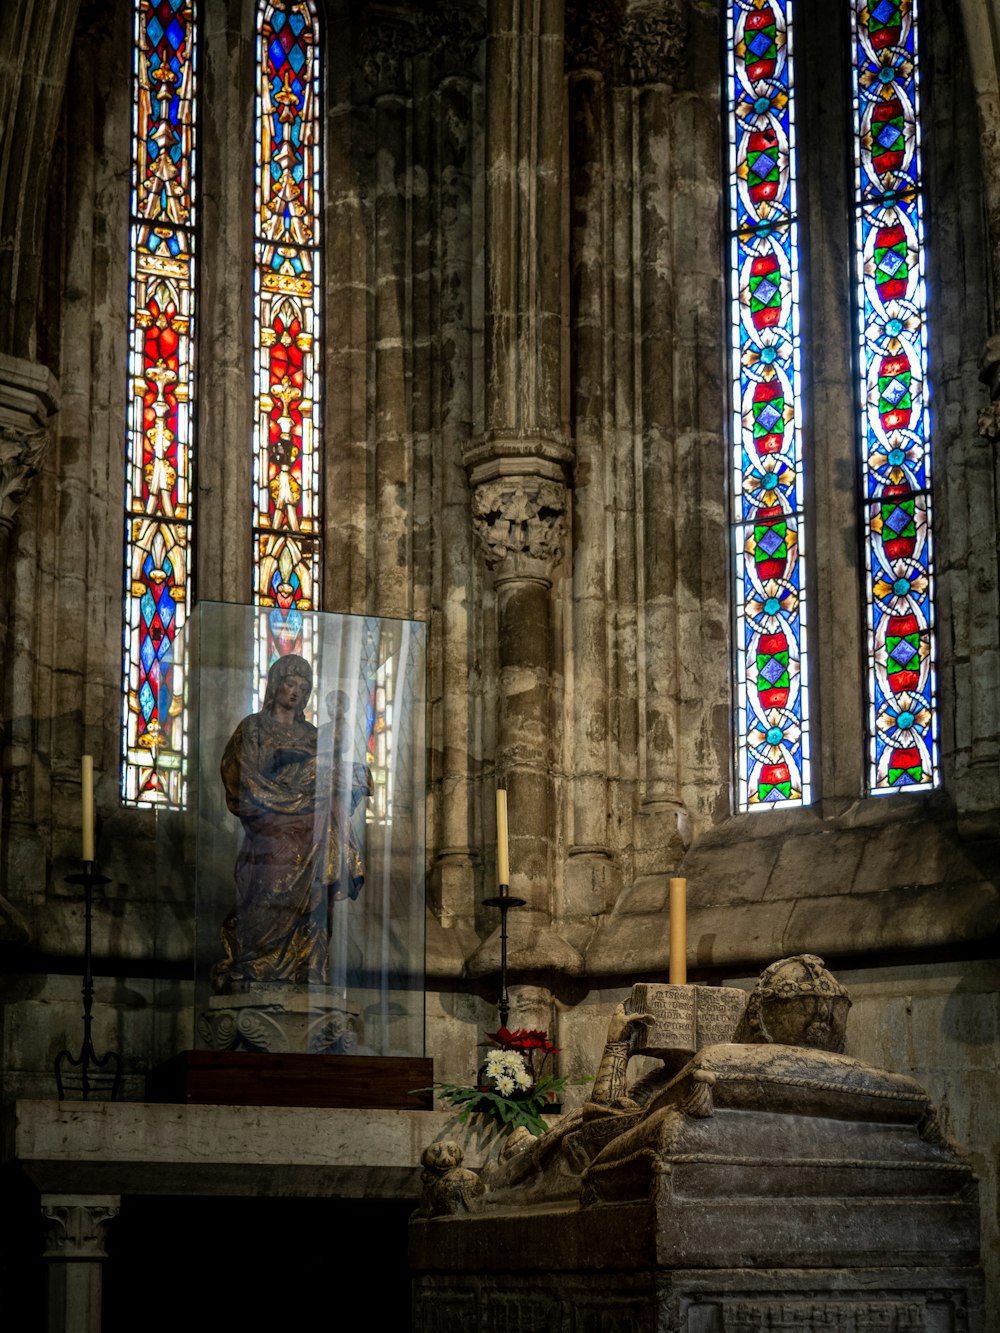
[
  {"xmin": 481, "ymin": 883, "xmax": 525, "ymax": 1029},
  {"xmin": 54, "ymin": 863, "xmax": 122, "ymax": 1100}
]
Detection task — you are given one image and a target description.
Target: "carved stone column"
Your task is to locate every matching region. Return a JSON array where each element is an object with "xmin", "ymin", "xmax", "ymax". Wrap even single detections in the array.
[
  {"xmin": 465, "ymin": 0, "xmax": 580, "ymax": 989},
  {"xmin": 614, "ymin": 4, "xmax": 691, "ymax": 873},
  {"xmin": 41, "ymin": 1194, "xmax": 119, "ymax": 1333},
  {"xmin": 564, "ymin": 3, "xmax": 622, "ymax": 917},
  {"xmin": 417, "ymin": 4, "xmax": 486, "ymax": 925},
  {"xmin": 359, "ymin": 10, "xmax": 419, "ymax": 620}
]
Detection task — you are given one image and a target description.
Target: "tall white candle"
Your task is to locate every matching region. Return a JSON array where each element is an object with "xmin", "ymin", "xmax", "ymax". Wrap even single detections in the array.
[
  {"xmin": 81, "ymin": 755, "xmax": 95, "ymax": 863},
  {"xmin": 669, "ymin": 877, "xmax": 687, "ymax": 985},
  {"xmin": 496, "ymin": 787, "xmax": 509, "ymax": 887}
]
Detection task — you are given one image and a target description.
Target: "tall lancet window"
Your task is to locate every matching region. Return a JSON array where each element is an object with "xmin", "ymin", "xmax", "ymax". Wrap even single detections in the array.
[
  {"xmin": 851, "ymin": 0, "xmax": 939, "ymax": 793},
  {"xmin": 253, "ymin": 0, "xmax": 323, "ymax": 675},
  {"xmin": 123, "ymin": 0, "xmax": 198, "ymax": 805},
  {"xmin": 726, "ymin": 1, "xmax": 811, "ymax": 809}
]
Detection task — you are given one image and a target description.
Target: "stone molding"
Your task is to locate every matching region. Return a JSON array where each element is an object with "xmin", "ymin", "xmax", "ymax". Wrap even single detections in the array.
[
  {"xmin": 41, "ymin": 1197, "xmax": 119, "ymax": 1260},
  {"xmin": 614, "ymin": 1, "xmax": 688, "ymax": 87}
]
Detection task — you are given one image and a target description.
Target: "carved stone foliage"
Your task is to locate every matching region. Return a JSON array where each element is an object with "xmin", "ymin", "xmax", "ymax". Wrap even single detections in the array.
[
  {"xmin": 198, "ymin": 992, "xmax": 361, "ymax": 1054},
  {"xmin": 355, "ymin": 6, "xmax": 420, "ymax": 93},
  {"xmin": 565, "ymin": 0, "xmax": 625, "ymax": 74},
  {"xmin": 470, "ymin": 477, "xmax": 567, "ymax": 578},
  {"xmin": 42, "ymin": 1200, "xmax": 119, "ymax": 1260},
  {"xmin": 416, "ymin": 0, "xmax": 486, "ymax": 74},
  {"xmin": 614, "ymin": 1, "xmax": 688, "ymax": 87},
  {"xmin": 0, "ymin": 426, "xmax": 48, "ymax": 529}
]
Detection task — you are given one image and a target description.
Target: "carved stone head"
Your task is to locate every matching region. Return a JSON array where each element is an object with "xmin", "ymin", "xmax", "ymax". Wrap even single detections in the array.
[{"xmin": 737, "ymin": 954, "xmax": 852, "ymax": 1053}]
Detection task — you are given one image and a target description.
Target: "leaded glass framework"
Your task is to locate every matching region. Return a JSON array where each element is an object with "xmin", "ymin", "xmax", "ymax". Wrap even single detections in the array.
[
  {"xmin": 850, "ymin": 0, "xmax": 939, "ymax": 793},
  {"xmin": 253, "ymin": 0, "xmax": 323, "ymax": 669},
  {"xmin": 122, "ymin": 0, "xmax": 198, "ymax": 805},
  {"xmin": 726, "ymin": 0, "xmax": 811, "ymax": 809}
]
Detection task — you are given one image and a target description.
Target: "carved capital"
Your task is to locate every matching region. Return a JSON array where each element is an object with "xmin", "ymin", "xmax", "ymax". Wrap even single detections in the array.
[
  {"xmin": 356, "ymin": 7, "xmax": 420, "ymax": 93},
  {"xmin": 471, "ymin": 475, "xmax": 567, "ymax": 579},
  {"xmin": 416, "ymin": 0, "xmax": 486, "ymax": 74},
  {"xmin": 42, "ymin": 1197, "xmax": 119, "ymax": 1260},
  {"xmin": 614, "ymin": 2, "xmax": 687, "ymax": 87},
  {"xmin": 565, "ymin": 0, "xmax": 625, "ymax": 74},
  {"xmin": 0, "ymin": 425, "xmax": 49, "ymax": 529}
]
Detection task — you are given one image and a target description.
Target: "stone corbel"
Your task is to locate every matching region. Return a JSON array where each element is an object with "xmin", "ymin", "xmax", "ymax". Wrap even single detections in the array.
[
  {"xmin": 0, "ymin": 352, "xmax": 58, "ymax": 533},
  {"xmin": 464, "ymin": 436, "xmax": 573, "ymax": 583},
  {"xmin": 614, "ymin": 0, "xmax": 688, "ymax": 87},
  {"xmin": 0, "ymin": 426, "xmax": 49, "ymax": 533}
]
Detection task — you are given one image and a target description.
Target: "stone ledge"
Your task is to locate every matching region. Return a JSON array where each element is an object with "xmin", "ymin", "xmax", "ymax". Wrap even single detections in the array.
[{"xmin": 2, "ymin": 1099, "xmax": 516, "ymax": 1199}]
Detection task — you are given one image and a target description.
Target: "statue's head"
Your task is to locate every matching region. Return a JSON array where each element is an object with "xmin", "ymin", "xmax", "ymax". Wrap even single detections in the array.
[
  {"xmin": 263, "ymin": 653, "xmax": 313, "ymax": 721},
  {"xmin": 738, "ymin": 954, "xmax": 852, "ymax": 1053}
]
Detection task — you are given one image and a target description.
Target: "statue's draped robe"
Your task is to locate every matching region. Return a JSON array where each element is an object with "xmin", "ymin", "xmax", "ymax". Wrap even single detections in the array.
[{"xmin": 216, "ymin": 711, "xmax": 346, "ymax": 987}]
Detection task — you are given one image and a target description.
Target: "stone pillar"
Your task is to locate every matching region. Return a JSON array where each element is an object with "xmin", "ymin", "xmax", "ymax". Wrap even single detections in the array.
[
  {"xmin": 564, "ymin": 6, "xmax": 618, "ymax": 916},
  {"xmin": 616, "ymin": 3, "xmax": 690, "ymax": 871},
  {"xmin": 198, "ymin": 0, "xmax": 256, "ymax": 603},
  {"xmin": 359, "ymin": 13, "xmax": 418, "ymax": 620},
  {"xmin": 465, "ymin": 0, "xmax": 573, "ymax": 923},
  {"xmin": 419, "ymin": 5, "xmax": 485, "ymax": 925},
  {"xmin": 41, "ymin": 1194, "xmax": 119, "ymax": 1333}
]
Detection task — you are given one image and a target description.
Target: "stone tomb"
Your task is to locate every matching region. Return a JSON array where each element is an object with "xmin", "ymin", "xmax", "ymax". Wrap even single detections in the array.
[{"xmin": 410, "ymin": 958, "xmax": 985, "ymax": 1331}]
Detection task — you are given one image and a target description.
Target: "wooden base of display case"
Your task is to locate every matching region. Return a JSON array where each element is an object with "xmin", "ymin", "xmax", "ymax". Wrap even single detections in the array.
[{"xmin": 145, "ymin": 1051, "xmax": 434, "ymax": 1110}]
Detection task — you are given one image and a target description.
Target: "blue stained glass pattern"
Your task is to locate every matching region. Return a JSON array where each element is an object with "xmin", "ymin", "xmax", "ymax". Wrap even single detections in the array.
[
  {"xmin": 253, "ymin": 1, "xmax": 323, "ymax": 685},
  {"xmin": 727, "ymin": 0, "xmax": 811, "ymax": 809},
  {"xmin": 123, "ymin": 0, "xmax": 197, "ymax": 806},
  {"xmin": 851, "ymin": 0, "xmax": 939, "ymax": 793}
]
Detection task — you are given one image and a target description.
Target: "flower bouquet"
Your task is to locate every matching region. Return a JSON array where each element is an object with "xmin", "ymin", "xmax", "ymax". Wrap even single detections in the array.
[{"xmin": 429, "ymin": 1027, "xmax": 567, "ymax": 1136}]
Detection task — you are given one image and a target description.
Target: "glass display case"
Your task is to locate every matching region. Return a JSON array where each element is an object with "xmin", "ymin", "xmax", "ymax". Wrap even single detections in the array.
[{"xmin": 163, "ymin": 602, "xmax": 426, "ymax": 1063}]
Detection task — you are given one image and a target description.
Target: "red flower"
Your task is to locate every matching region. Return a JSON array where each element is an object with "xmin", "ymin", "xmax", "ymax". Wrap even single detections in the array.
[{"xmin": 486, "ymin": 1027, "xmax": 560, "ymax": 1055}]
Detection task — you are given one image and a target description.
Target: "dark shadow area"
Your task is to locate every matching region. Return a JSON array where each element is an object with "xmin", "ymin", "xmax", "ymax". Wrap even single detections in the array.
[{"xmin": 102, "ymin": 1194, "xmax": 416, "ymax": 1332}]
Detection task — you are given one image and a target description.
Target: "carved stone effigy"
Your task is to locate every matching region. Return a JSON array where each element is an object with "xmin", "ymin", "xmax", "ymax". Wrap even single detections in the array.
[{"xmin": 410, "ymin": 957, "xmax": 985, "ymax": 1331}]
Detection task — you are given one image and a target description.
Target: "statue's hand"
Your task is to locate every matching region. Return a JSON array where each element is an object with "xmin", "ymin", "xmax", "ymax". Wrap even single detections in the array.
[{"xmin": 606, "ymin": 1001, "xmax": 655, "ymax": 1048}]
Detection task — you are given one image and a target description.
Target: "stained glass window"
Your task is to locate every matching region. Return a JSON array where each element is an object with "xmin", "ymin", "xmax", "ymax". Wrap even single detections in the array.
[
  {"xmin": 726, "ymin": 0, "xmax": 811, "ymax": 809},
  {"xmin": 851, "ymin": 0, "xmax": 939, "ymax": 793},
  {"xmin": 253, "ymin": 0, "xmax": 322, "ymax": 676},
  {"xmin": 123, "ymin": 0, "xmax": 198, "ymax": 805}
]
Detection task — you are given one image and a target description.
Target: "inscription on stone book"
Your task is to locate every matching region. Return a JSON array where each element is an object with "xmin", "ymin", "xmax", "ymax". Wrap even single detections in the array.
[{"xmin": 626, "ymin": 984, "xmax": 744, "ymax": 1058}]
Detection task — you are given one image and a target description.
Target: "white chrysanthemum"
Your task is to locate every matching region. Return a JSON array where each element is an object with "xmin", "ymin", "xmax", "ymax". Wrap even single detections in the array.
[
  {"xmin": 484, "ymin": 1051, "xmax": 505, "ymax": 1077},
  {"xmin": 514, "ymin": 1064, "xmax": 532, "ymax": 1089},
  {"xmin": 495, "ymin": 1075, "xmax": 514, "ymax": 1095}
]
